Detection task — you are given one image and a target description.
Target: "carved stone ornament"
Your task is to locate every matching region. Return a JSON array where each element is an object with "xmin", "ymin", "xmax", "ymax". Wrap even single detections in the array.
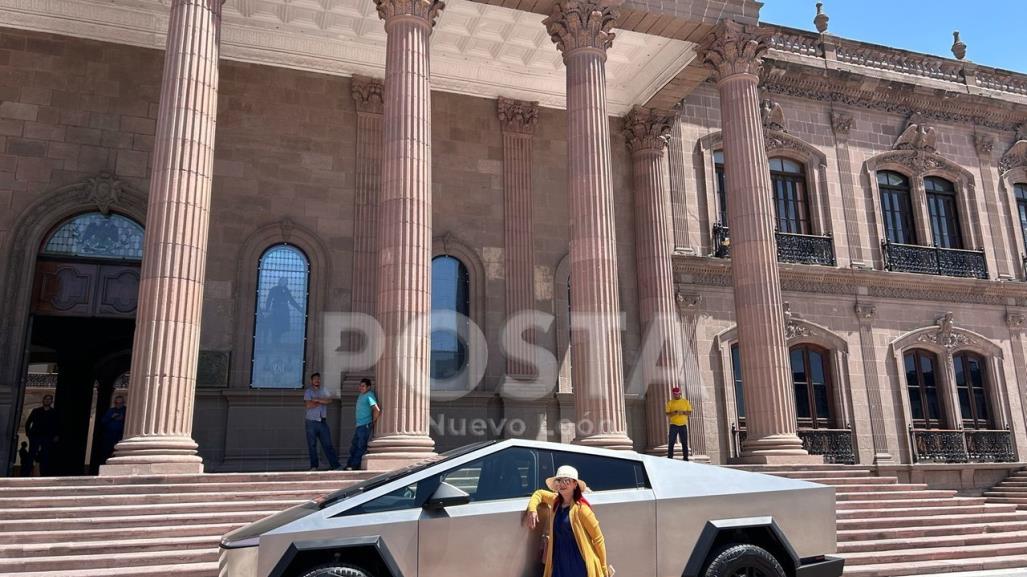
[
  {"xmin": 916, "ymin": 312, "xmax": 980, "ymax": 350},
  {"xmin": 813, "ymin": 3, "xmax": 829, "ymax": 34},
  {"xmin": 351, "ymin": 76, "xmax": 384, "ymax": 114},
  {"xmin": 544, "ymin": 0, "xmax": 618, "ymax": 58},
  {"xmin": 1000, "ymin": 139, "xmax": 1027, "ymax": 174},
  {"xmin": 831, "ymin": 111, "xmax": 853, "ymax": 136},
  {"xmin": 497, "ymin": 97, "xmax": 539, "ymax": 135},
  {"xmin": 761, "ymin": 98, "xmax": 786, "ymax": 132},
  {"xmin": 279, "ymin": 217, "xmax": 295, "ymax": 242},
  {"xmin": 951, "ymin": 31, "xmax": 967, "ymax": 61},
  {"xmin": 894, "ymin": 119, "xmax": 938, "ymax": 153},
  {"xmin": 85, "ymin": 172, "xmax": 123, "ymax": 215},
  {"xmin": 974, "ymin": 133, "xmax": 994, "ymax": 157},
  {"xmin": 623, "ymin": 107, "xmax": 674, "ymax": 153},
  {"xmin": 1007, "ymin": 312, "xmax": 1026, "ymax": 330},
  {"xmin": 855, "ymin": 302, "xmax": 877, "ymax": 322},
  {"xmin": 374, "ymin": 0, "xmax": 445, "ymax": 26},
  {"xmin": 697, "ymin": 20, "xmax": 773, "ymax": 82},
  {"xmin": 786, "ymin": 321, "xmax": 813, "ymax": 340},
  {"xmin": 882, "ymin": 148, "xmax": 948, "ymax": 174},
  {"xmin": 675, "ymin": 291, "xmax": 702, "ymax": 316}
]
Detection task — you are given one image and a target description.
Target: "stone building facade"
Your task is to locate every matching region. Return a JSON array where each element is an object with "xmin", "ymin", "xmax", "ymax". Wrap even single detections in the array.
[{"xmin": 1, "ymin": 0, "xmax": 1026, "ymax": 480}]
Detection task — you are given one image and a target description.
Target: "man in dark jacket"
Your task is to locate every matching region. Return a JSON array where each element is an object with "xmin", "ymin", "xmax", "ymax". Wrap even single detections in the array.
[
  {"xmin": 25, "ymin": 394, "xmax": 58, "ymax": 475},
  {"xmin": 98, "ymin": 395, "xmax": 127, "ymax": 465}
]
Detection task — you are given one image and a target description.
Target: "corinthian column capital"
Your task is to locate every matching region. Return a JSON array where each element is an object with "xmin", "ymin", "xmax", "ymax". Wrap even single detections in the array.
[
  {"xmin": 374, "ymin": 0, "xmax": 445, "ymax": 26},
  {"xmin": 623, "ymin": 107, "xmax": 674, "ymax": 154},
  {"xmin": 697, "ymin": 20, "xmax": 772, "ymax": 82},
  {"xmin": 498, "ymin": 97, "xmax": 539, "ymax": 135},
  {"xmin": 855, "ymin": 302, "xmax": 877, "ymax": 324},
  {"xmin": 544, "ymin": 0, "xmax": 619, "ymax": 60},
  {"xmin": 352, "ymin": 75, "xmax": 384, "ymax": 114}
]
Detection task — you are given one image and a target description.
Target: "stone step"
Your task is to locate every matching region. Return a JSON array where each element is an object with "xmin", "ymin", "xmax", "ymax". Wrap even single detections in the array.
[
  {"xmin": 0, "ymin": 499, "xmax": 304, "ymax": 520},
  {"xmin": 837, "ymin": 497, "xmax": 986, "ymax": 511},
  {"xmin": 837, "ymin": 510, "xmax": 1027, "ymax": 531},
  {"xmin": 7, "ymin": 561, "xmax": 218, "ymax": 577},
  {"xmin": 986, "ymin": 490, "xmax": 1027, "ymax": 497},
  {"xmin": 0, "ymin": 479, "xmax": 358, "ymax": 497},
  {"xmin": 0, "ymin": 489, "xmax": 321, "ymax": 508},
  {"xmin": 0, "ymin": 471, "xmax": 378, "ymax": 487},
  {"xmin": 994, "ymin": 481, "xmax": 1027, "ymax": 487},
  {"xmin": 837, "ymin": 530, "xmax": 1027, "ymax": 553},
  {"xmin": 837, "ymin": 520, "xmax": 1027, "ymax": 542},
  {"xmin": 829, "ymin": 483, "xmax": 930, "ymax": 493},
  {"xmin": 0, "ymin": 522, "xmax": 243, "ymax": 545},
  {"xmin": 782, "ymin": 476, "xmax": 899, "ymax": 485},
  {"xmin": 837, "ymin": 503, "xmax": 1018, "ymax": 520},
  {"xmin": 984, "ymin": 497, "xmax": 1027, "ymax": 508},
  {"xmin": 842, "ymin": 541, "xmax": 1027, "ymax": 566},
  {"xmin": 0, "ymin": 510, "xmax": 279, "ymax": 532},
  {"xmin": 0, "ymin": 535, "xmax": 218, "ymax": 558},
  {"xmin": 836, "ymin": 490, "xmax": 958, "ymax": 501},
  {"xmin": 727, "ymin": 465, "xmax": 873, "ymax": 472},
  {"xmin": 755, "ymin": 470, "xmax": 874, "ymax": 479},
  {"xmin": 0, "ymin": 547, "xmax": 218, "ymax": 573},
  {"xmin": 842, "ymin": 553, "xmax": 1027, "ymax": 577}
]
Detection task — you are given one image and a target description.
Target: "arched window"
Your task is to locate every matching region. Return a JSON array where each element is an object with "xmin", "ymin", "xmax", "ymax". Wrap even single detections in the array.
[
  {"xmin": 714, "ymin": 150, "xmax": 727, "ymax": 226},
  {"xmin": 1014, "ymin": 184, "xmax": 1027, "ymax": 253},
  {"xmin": 954, "ymin": 351, "xmax": 990, "ymax": 429},
  {"xmin": 731, "ymin": 343, "xmax": 745, "ymax": 426},
  {"xmin": 431, "ymin": 255, "xmax": 469, "ymax": 381},
  {"xmin": 41, "ymin": 212, "xmax": 144, "ymax": 261},
  {"xmin": 769, "ymin": 157, "xmax": 809, "ymax": 234},
  {"xmin": 790, "ymin": 345, "xmax": 832, "ymax": 428},
  {"xmin": 925, "ymin": 176, "xmax": 962, "ymax": 249},
  {"xmin": 878, "ymin": 171, "xmax": 916, "ymax": 245},
  {"xmin": 904, "ymin": 349, "xmax": 944, "ymax": 428},
  {"xmin": 251, "ymin": 244, "xmax": 309, "ymax": 389}
]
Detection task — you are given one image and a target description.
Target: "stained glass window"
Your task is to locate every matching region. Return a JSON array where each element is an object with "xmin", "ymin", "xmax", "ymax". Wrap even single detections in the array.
[
  {"xmin": 42, "ymin": 212, "xmax": 144, "ymax": 260},
  {"xmin": 251, "ymin": 244, "xmax": 310, "ymax": 389},
  {"xmin": 431, "ymin": 255, "xmax": 469, "ymax": 382}
]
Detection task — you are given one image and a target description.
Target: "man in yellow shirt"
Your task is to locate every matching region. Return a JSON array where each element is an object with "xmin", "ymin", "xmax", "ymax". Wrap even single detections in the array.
[{"xmin": 665, "ymin": 386, "xmax": 692, "ymax": 460}]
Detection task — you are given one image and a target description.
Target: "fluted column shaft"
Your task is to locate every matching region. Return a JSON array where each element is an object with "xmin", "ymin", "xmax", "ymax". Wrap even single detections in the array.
[
  {"xmin": 677, "ymin": 297, "xmax": 709, "ymax": 460},
  {"xmin": 351, "ymin": 77, "xmax": 384, "ymax": 321},
  {"xmin": 624, "ymin": 108, "xmax": 685, "ymax": 454},
  {"xmin": 498, "ymin": 98, "xmax": 539, "ymax": 378},
  {"xmin": 102, "ymin": 0, "xmax": 223, "ymax": 475},
  {"xmin": 855, "ymin": 303, "xmax": 893, "ymax": 463},
  {"xmin": 366, "ymin": 0, "xmax": 443, "ymax": 468},
  {"xmin": 699, "ymin": 21, "xmax": 810, "ymax": 461},
  {"xmin": 546, "ymin": 1, "xmax": 631, "ymax": 449}
]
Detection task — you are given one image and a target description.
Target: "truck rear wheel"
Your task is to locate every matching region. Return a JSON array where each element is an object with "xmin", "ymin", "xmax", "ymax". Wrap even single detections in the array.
[
  {"xmin": 703, "ymin": 543, "xmax": 787, "ymax": 577},
  {"xmin": 299, "ymin": 564, "xmax": 373, "ymax": 577}
]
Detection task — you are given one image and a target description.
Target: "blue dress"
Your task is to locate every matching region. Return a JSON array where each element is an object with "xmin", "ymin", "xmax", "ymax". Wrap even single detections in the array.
[{"xmin": 552, "ymin": 505, "xmax": 587, "ymax": 577}]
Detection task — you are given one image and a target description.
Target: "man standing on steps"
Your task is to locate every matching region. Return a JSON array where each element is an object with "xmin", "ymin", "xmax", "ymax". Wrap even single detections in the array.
[
  {"xmin": 344, "ymin": 378, "xmax": 380, "ymax": 471},
  {"xmin": 665, "ymin": 386, "xmax": 692, "ymax": 461},
  {"xmin": 25, "ymin": 394, "xmax": 58, "ymax": 475},
  {"xmin": 303, "ymin": 373, "xmax": 341, "ymax": 471}
]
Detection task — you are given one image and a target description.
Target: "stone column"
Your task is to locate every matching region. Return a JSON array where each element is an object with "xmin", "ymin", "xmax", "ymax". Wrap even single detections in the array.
[
  {"xmin": 676, "ymin": 291, "xmax": 710, "ymax": 462},
  {"xmin": 498, "ymin": 97, "xmax": 540, "ymax": 379},
  {"xmin": 365, "ymin": 0, "xmax": 443, "ymax": 469},
  {"xmin": 975, "ymin": 135, "xmax": 1013, "ymax": 279},
  {"xmin": 854, "ymin": 303, "xmax": 893, "ymax": 463},
  {"xmin": 545, "ymin": 1, "xmax": 632, "ymax": 450},
  {"xmin": 623, "ymin": 107, "xmax": 685, "ymax": 455},
  {"xmin": 350, "ymin": 76, "xmax": 384, "ymax": 322},
  {"xmin": 698, "ymin": 21, "xmax": 813, "ymax": 462},
  {"xmin": 101, "ymin": 0, "xmax": 224, "ymax": 475}
]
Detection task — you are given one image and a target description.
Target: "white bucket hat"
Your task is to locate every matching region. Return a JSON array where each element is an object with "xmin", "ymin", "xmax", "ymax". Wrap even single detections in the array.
[{"xmin": 546, "ymin": 465, "xmax": 590, "ymax": 493}]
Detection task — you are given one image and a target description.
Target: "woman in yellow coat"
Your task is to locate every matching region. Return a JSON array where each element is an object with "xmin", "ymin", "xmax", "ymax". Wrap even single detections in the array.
[{"xmin": 523, "ymin": 465, "xmax": 614, "ymax": 577}]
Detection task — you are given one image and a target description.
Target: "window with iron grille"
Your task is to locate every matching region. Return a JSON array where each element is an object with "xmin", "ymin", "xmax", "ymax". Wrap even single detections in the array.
[
  {"xmin": 41, "ymin": 212, "xmax": 144, "ymax": 261},
  {"xmin": 250, "ymin": 244, "xmax": 309, "ymax": 389}
]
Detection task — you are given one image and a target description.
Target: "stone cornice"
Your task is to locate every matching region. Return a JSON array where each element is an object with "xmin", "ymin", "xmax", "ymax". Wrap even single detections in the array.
[
  {"xmin": 497, "ymin": 97, "xmax": 539, "ymax": 135},
  {"xmin": 351, "ymin": 75, "xmax": 384, "ymax": 115},
  {"xmin": 374, "ymin": 0, "xmax": 445, "ymax": 26},
  {"xmin": 622, "ymin": 106, "xmax": 673, "ymax": 153},
  {"xmin": 544, "ymin": 0, "xmax": 618, "ymax": 59},
  {"xmin": 697, "ymin": 19, "xmax": 772, "ymax": 82},
  {"xmin": 672, "ymin": 255, "xmax": 1027, "ymax": 307}
]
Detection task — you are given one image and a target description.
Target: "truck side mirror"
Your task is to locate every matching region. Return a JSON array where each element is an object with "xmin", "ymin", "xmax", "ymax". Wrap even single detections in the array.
[{"xmin": 424, "ymin": 481, "xmax": 470, "ymax": 510}]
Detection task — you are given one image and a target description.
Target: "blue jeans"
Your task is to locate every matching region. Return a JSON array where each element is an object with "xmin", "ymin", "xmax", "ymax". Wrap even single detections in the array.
[
  {"xmin": 346, "ymin": 424, "xmax": 373, "ymax": 469},
  {"xmin": 668, "ymin": 424, "xmax": 689, "ymax": 460},
  {"xmin": 305, "ymin": 419, "xmax": 340, "ymax": 469}
]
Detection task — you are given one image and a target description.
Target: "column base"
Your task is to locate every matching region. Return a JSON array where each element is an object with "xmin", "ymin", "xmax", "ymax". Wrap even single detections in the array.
[
  {"xmin": 364, "ymin": 433, "xmax": 436, "ymax": 471},
  {"xmin": 735, "ymin": 453, "xmax": 824, "ymax": 464},
  {"xmin": 873, "ymin": 452, "xmax": 895, "ymax": 464},
  {"xmin": 100, "ymin": 434, "xmax": 203, "ymax": 476},
  {"xmin": 574, "ymin": 432, "xmax": 634, "ymax": 452},
  {"xmin": 100, "ymin": 461, "xmax": 204, "ymax": 476},
  {"xmin": 740, "ymin": 432, "xmax": 819, "ymax": 464}
]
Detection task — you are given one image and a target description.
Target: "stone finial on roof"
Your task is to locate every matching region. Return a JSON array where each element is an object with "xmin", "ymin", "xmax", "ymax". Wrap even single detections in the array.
[
  {"xmin": 951, "ymin": 30, "xmax": 967, "ymax": 60},
  {"xmin": 814, "ymin": 3, "xmax": 829, "ymax": 34}
]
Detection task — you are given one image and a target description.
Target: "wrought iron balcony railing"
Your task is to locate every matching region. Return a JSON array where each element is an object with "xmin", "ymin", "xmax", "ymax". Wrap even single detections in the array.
[
  {"xmin": 909, "ymin": 427, "xmax": 1016, "ymax": 463},
  {"xmin": 732, "ymin": 425, "xmax": 856, "ymax": 464},
  {"xmin": 882, "ymin": 240, "xmax": 988, "ymax": 279},
  {"xmin": 710, "ymin": 225, "xmax": 836, "ymax": 267}
]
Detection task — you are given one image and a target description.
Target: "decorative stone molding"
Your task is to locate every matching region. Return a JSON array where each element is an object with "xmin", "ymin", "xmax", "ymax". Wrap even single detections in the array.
[
  {"xmin": 761, "ymin": 98, "xmax": 786, "ymax": 132},
  {"xmin": 1006, "ymin": 311, "xmax": 1026, "ymax": 331},
  {"xmin": 892, "ymin": 317, "xmax": 1002, "ymax": 358},
  {"xmin": 914, "ymin": 312, "xmax": 976, "ymax": 351},
  {"xmin": 374, "ymin": 0, "xmax": 445, "ymax": 26},
  {"xmin": 543, "ymin": 0, "xmax": 618, "ymax": 58},
  {"xmin": 854, "ymin": 302, "xmax": 877, "ymax": 323},
  {"xmin": 497, "ymin": 97, "xmax": 539, "ymax": 135},
  {"xmin": 894, "ymin": 118, "xmax": 938, "ymax": 153},
  {"xmin": 84, "ymin": 172, "xmax": 124, "ymax": 215},
  {"xmin": 974, "ymin": 133, "xmax": 994, "ymax": 157},
  {"xmin": 675, "ymin": 291, "xmax": 702, "ymax": 317},
  {"xmin": 1000, "ymin": 140, "xmax": 1027, "ymax": 174},
  {"xmin": 351, "ymin": 75, "xmax": 384, "ymax": 115},
  {"xmin": 698, "ymin": 20, "xmax": 772, "ymax": 82},
  {"xmin": 830, "ymin": 111, "xmax": 853, "ymax": 137},
  {"xmin": 622, "ymin": 107, "xmax": 673, "ymax": 153},
  {"xmin": 813, "ymin": 2, "xmax": 829, "ymax": 34},
  {"xmin": 865, "ymin": 147, "xmax": 973, "ymax": 183},
  {"xmin": 700, "ymin": 129, "xmax": 828, "ymax": 168}
]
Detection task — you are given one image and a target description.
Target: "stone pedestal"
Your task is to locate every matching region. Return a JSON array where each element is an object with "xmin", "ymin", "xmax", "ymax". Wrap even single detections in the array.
[
  {"xmin": 101, "ymin": 0, "xmax": 225, "ymax": 476},
  {"xmin": 698, "ymin": 21, "xmax": 813, "ymax": 463},
  {"xmin": 545, "ymin": 1, "xmax": 632, "ymax": 450},
  {"xmin": 365, "ymin": 0, "xmax": 444, "ymax": 469}
]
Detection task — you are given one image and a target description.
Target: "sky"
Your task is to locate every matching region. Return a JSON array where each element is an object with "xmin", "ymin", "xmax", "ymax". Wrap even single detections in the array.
[{"xmin": 758, "ymin": 0, "xmax": 1026, "ymax": 74}]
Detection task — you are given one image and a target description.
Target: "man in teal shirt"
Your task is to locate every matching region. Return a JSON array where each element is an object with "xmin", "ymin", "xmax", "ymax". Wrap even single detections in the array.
[{"xmin": 344, "ymin": 378, "xmax": 380, "ymax": 470}]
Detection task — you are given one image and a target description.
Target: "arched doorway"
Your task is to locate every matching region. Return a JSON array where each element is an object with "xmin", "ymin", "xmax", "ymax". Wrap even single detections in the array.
[{"xmin": 17, "ymin": 211, "xmax": 142, "ymax": 475}]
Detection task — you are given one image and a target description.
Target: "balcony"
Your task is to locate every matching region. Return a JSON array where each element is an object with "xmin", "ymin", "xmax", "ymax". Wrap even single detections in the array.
[
  {"xmin": 731, "ymin": 425, "xmax": 856, "ymax": 464},
  {"xmin": 710, "ymin": 224, "xmax": 836, "ymax": 267},
  {"xmin": 882, "ymin": 240, "xmax": 988, "ymax": 279},
  {"xmin": 909, "ymin": 427, "xmax": 1016, "ymax": 463}
]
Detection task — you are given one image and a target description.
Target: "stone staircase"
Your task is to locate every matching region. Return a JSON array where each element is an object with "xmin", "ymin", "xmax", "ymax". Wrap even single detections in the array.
[
  {"xmin": 0, "ymin": 471, "xmax": 377, "ymax": 577},
  {"xmin": 741, "ymin": 464, "xmax": 1027, "ymax": 577},
  {"xmin": 984, "ymin": 466, "xmax": 1027, "ymax": 510}
]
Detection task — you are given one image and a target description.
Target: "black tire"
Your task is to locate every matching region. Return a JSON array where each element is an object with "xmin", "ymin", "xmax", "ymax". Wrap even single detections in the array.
[
  {"xmin": 298, "ymin": 564, "xmax": 373, "ymax": 577},
  {"xmin": 702, "ymin": 543, "xmax": 787, "ymax": 577}
]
